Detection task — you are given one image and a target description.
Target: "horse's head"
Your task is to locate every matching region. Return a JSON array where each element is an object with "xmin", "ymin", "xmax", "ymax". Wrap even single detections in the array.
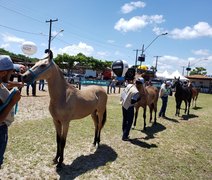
[
  {"xmin": 22, "ymin": 49, "xmax": 54, "ymax": 84},
  {"xmin": 172, "ymin": 76, "xmax": 182, "ymax": 88}
]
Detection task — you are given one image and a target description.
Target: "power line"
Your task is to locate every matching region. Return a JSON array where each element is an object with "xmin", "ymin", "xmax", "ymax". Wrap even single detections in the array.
[
  {"xmin": 0, "ymin": 24, "xmax": 47, "ymax": 36},
  {"xmin": 0, "ymin": 4, "xmax": 44, "ymax": 24}
]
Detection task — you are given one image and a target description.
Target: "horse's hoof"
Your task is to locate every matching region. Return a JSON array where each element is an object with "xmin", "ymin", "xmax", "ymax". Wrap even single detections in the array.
[
  {"xmin": 132, "ymin": 126, "xmax": 135, "ymax": 130},
  {"xmin": 52, "ymin": 158, "xmax": 58, "ymax": 165}
]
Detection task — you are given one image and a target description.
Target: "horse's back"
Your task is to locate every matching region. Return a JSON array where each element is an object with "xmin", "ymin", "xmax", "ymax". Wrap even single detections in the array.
[{"xmin": 80, "ymin": 85, "xmax": 108, "ymax": 108}]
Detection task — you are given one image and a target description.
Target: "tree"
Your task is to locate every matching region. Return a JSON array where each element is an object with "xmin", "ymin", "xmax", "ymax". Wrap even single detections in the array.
[{"xmin": 189, "ymin": 67, "xmax": 207, "ymax": 75}]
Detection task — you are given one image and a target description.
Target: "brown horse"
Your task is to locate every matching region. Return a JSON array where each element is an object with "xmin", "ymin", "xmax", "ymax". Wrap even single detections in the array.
[
  {"xmin": 188, "ymin": 83, "xmax": 200, "ymax": 107},
  {"xmin": 22, "ymin": 49, "xmax": 107, "ymax": 168},
  {"xmin": 191, "ymin": 87, "xmax": 200, "ymax": 107},
  {"xmin": 133, "ymin": 84, "xmax": 159, "ymax": 130}
]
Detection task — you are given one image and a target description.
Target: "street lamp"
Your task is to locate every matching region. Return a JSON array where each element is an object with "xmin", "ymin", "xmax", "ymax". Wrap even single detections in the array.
[
  {"xmin": 186, "ymin": 58, "xmax": 208, "ymax": 76},
  {"xmin": 51, "ymin": 29, "xmax": 64, "ymax": 41},
  {"xmin": 136, "ymin": 32, "xmax": 168, "ymax": 67}
]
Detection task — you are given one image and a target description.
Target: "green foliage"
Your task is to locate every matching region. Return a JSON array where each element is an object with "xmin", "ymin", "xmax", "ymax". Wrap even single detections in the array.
[
  {"xmin": 190, "ymin": 67, "xmax": 207, "ymax": 75},
  {"xmin": 0, "ymin": 48, "xmax": 39, "ymax": 63},
  {"xmin": 54, "ymin": 52, "xmax": 112, "ymax": 71}
]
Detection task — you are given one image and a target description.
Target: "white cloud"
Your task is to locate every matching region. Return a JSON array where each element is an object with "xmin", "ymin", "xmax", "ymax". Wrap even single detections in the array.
[
  {"xmin": 170, "ymin": 22, "xmax": 212, "ymax": 39},
  {"xmin": 0, "ymin": 43, "xmax": 10, "ymax": 49},
  {"xmin": 192, "ymin": 49, "xmax": 209, "ymax": 56},
  {"xmin": 2, "ymin": 34, "xmax": 25, "ymax": 43},
  {"xmin": 121, "ymin": 1, "xmax": 146, "ymax": 14},
  {"xmin": 58, "ymin": 42, "xmax": 94, "ymax": 56},
  {"xmin": 125, "ymin": 43, "xmax": 132, "ymax": 48},
  {"xmin": 107, "ymin": 40, "xmax": 115, "ymax": 44},
  {"xmin": 114, "ymin": 15, "xmax": 165, "ymax": 32}
]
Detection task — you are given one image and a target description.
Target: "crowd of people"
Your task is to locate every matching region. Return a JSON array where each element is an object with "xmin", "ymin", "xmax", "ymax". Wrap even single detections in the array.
[{"xmin": 0, "ymin": 54, "xmax": 176, "ymax": 169}]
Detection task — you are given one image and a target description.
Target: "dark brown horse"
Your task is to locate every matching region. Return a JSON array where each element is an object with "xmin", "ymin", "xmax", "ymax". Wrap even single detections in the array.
[
  {"xmin": 22, "ymin": 50, "xmax": 108, "ymax": 168},
  {"xmin": 172, "ymin": 77, "xmax": 192, "ymax": 116},
  {"xmin": 133, "ymin": 84, "xmax": 159, "ymax": 130}
]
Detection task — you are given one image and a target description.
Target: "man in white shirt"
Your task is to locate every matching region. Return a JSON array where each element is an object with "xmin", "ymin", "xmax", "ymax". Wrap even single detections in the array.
[{"xmin": 120, "ymin": 77, "xmax": 144, "ymax": 141}]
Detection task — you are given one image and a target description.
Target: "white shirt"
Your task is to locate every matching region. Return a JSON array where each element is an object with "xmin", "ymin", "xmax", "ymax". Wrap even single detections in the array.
[
  {"xmin": 0, "ymin": 83, "xmax": 15, "ymax": 126},
  {"xmin": 121, "ymin": 84, "xmax": 139, "ymax": 110}
]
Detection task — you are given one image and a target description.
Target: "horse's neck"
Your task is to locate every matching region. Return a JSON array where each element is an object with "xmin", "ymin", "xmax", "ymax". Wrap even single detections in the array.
[
  {"xmin": 46, "ymin": 68, "xmax": 73, "ymax": 102},
  {"xmin": 138, "ymin": 85, "xmax": 147, "ymax": 95}
]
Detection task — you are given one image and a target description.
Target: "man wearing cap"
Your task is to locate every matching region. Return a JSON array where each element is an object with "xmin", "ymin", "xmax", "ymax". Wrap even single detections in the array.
[
  {"xmin": 159, "ymin": 80, "xmax": 172, "ymax": 118},
  {"xmin": 0, "ymin": 55, "xmax": 21, "ymax": 169},
  {"xmin": 120, "ymin": 77, "xmax": 144, "ymax": 141}
]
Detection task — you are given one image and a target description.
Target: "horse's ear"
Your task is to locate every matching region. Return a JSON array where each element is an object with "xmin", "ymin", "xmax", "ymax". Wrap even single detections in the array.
[
  {"xmin": 178, "ymin": 76, "xmax": 180, "ymax": 80},
  {"xmin": 44, "ymin": 49, "xmax": 53, "ymax": 61},
  {"xmin": 174, "ymin": 76, "xmax": 176, "ymax": 79}
]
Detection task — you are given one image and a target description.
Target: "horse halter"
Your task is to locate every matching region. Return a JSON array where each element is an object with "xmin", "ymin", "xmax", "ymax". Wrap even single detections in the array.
[{"xmin": 27, "ymin": 60, "xmax": 54, "ymax": 85}]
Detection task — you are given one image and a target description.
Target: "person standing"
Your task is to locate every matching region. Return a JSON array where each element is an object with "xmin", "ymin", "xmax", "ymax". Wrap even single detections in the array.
[
  {"xmin": 39, "ymin": 79, "xmax": 45, "ymax": 91},
  {"xmin": 120, "ymin": 77, "xmax": 143, "ymax": 141},
  {"xmin": 158, "ymin": 81, "xmax": 172, "ymax": 118},
  {"xmin": 0, "ymin": 55, "xmax": 21, "ymax": 169},
  {"xmin": 110, "ymin": 77, "xmax": 116, "ymax": 93}
]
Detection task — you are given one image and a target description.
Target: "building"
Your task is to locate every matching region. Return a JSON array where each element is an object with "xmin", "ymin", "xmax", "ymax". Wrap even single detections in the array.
[{"xmin": 186, "ymin": 75, "xmax": 212, "ymax": 93}]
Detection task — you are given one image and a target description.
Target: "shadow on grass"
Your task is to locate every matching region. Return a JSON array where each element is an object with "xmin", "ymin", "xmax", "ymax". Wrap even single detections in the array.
[
  {"xmin": 56, "ymin": 144, "xmax": 117, "ymax": 179},
  {"xmin": 129, "ymin": 138, "xmax": 157, "ymax": 149},
  {"xmin": 192, "ymin": 106, "xmax": 202, "ymax": 110},
  {"xmin": 181, "ymin": 114, "xmax": 199, "ymax": 120},
  {"xmin": 162, "ymin": 116, "xmax": 179, "ymax": 123},
  {"xmin": 142, "ymin": 123, "xmax": 166, "ymax": 140},
  {"xmin": 133, "ymin": 123, "xmax": 166, "ymax": 140}
]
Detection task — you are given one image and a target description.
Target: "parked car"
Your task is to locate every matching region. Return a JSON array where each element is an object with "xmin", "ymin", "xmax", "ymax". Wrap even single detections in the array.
[{"xmin": 68, "ymin": 73, "xmax": 85, "ymax": 84}]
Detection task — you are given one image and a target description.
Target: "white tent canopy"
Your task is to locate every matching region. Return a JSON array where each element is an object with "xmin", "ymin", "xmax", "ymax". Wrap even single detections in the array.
[
  {"xmin": 156, "ymin": 70, "xmax": 188, "ymax": 80},
  {"xmin": 169, "ymin": 70, "xmax": 188, "ymax": 80},
  {"xmin": 156, "ymin": 70, "xmax": 171, "ymax": 79}
]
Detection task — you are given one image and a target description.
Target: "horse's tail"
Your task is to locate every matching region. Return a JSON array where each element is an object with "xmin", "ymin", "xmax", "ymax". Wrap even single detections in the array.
[{"xmin": 102, "ymin": 109, "xmax": 107, "ymax": 127}]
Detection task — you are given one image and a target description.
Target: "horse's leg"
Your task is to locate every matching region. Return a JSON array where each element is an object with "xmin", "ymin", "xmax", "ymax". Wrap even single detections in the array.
[
  {"xmin": 153, "ymin": 103, "xmax": 157, "ymax": 124},
  {"xmin": 132, "ymin": 107, "xmax": 139, "ymax": 129},
  {"xmin": 143, "ymin": 107, "xmax": 147, "ymax": 130},
  {"xmin": 184, "ymin": 100, "xmax": 187, "ymax": 114},
  {"xmin": 149, "ymin": 104, "xmax": 153, "ymax": 123},
  {"xmin": 175, "ymin": 101, "xmax": 179, "ymax": 116},
  {"xmin": 187, "ymin": 99, "xmax": 191, "ymax": 116},
  {"xmin": 53, "ymin": 120, "xmax": 62, "ymax": 165},
  {"xmin": 91, "ymin": 111, "xmax": 99, "ymax": 147},
  {"xmin": 57, "ymin": 122, "xmax": 69, "ymax": 168},
  {"xmin": 96, "ymin": 109, "xmax": 107, "ymax": 147}
]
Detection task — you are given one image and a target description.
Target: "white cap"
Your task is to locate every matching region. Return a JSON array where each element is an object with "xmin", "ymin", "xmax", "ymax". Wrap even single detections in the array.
[
  {"xmin": 166, "ymin": 81, "xmax": 171, "ymax": 86},
  {"xmin": 136, "ymin": 77, "xmax": 144, "ymax": 84}
]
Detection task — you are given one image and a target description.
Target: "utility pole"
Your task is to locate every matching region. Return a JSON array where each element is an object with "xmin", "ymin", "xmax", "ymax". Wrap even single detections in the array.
[
  {"xmin": 133, "ymin": 49, "xmax": 142, "ymax": 71},
  {"xmin": 181, "ymin": 66, "xmax": 186, "ymax": 76},
  {"xmin": 154, "ymin": 55, "xmax": 161, "ymax": 72},
  {"xmin": 46, "ymin": 19, "xmax": 58, "ymax": 50}
]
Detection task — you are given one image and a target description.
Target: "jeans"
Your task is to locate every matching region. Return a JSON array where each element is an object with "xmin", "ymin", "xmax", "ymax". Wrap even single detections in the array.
[
  {"xmin": 39, "ymin": 80, "xmax": 45, "ymax": 90},
  {"xmin": 122, "ymin": 106, "xmax": 134, "ymax": 139},
  {"xmin": 0, "ymin": 124, "xmax": 8, "ymax": 166},
  {"xmin": 159, "ymin": 96, "xmax": 168, "ymax": 117}
]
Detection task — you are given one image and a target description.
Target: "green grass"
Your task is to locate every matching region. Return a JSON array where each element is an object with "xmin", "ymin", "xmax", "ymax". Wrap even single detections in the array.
[{"xmin": 1, "ymin": 93, "xmax": 212, "ymax": 179}]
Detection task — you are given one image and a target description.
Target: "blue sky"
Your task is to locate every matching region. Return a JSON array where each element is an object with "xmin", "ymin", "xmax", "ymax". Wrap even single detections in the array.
[{"xmin": 0, "ymin": 0, "xmax": 212, "ymax": 75}]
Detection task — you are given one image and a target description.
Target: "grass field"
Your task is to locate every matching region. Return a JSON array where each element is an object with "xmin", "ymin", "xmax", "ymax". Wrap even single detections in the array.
[{"xmin": 0, "ymin": 93, "xmax": 212, "ymax": 179}]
